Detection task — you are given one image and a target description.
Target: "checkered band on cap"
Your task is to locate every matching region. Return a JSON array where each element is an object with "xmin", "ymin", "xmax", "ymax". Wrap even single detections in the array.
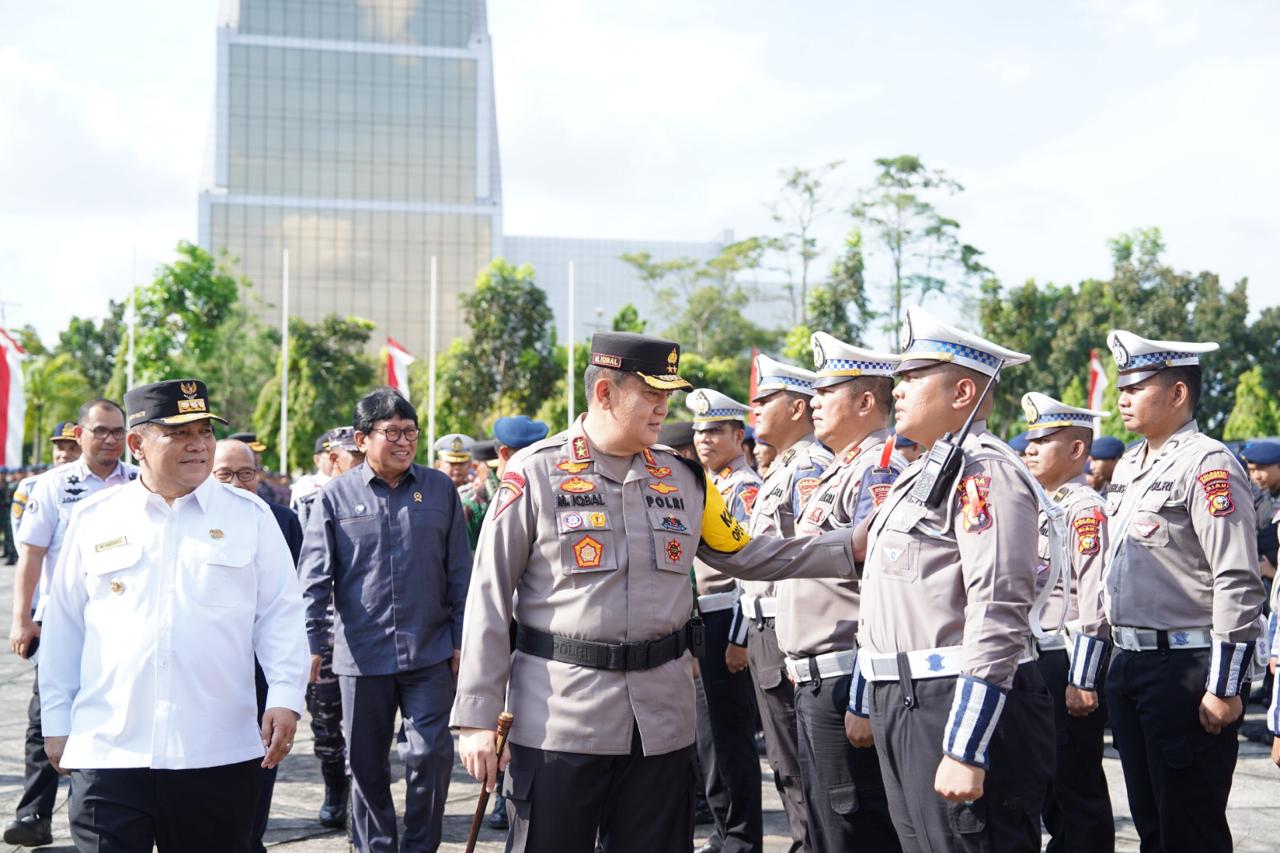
[
  {"xmin": 1126, "ymin": 350, "xmax": 1198, "ymax": 369},
  {"xmin": 701, "ymin": 407, "xmax": 748, "ymax": 419},
  {"xmin": 1028, "ymin": 411, "xmax": 1094, "ymax": 427},
  {"xmin": 819, "ymin": 357, "xmax": 898, "ymax": 375},
  {"xmin": 904, "ymin": 338, "xmax": 1002, "ymax": 370},
  {"xmin": 759, "ymin": 373, "xmax": 814, "ymax": 390}
]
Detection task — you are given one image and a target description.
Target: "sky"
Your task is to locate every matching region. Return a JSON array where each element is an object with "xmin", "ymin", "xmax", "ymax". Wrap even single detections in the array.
[{"xmin": 2, "ymin": 0, "xmax": 1277, "ymax": 347}]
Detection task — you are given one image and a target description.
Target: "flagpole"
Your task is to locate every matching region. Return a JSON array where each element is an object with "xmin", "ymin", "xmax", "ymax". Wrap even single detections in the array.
[
  {"xmin": 280, "ymin": 249, "xmax": 290, "ymax": 475},
  {"xmin": 428, "ymin": 255, "xmax": 438, "ymax": 466},
  {"xmin": 567, "ymin": 260, "xmax": 575, "ymax": 427},
  {"xmin": 125, "ymin": 249, "xmax": 137, "ymax": 463}
]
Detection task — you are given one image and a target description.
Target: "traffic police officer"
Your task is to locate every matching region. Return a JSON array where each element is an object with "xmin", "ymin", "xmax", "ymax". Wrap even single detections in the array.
[
  {"xmin": 732, "ymin": 353, "xmax": 829, "ymax": 853},
  {"xmin": 452, "ymin": 333, "xmax": 861, "ymax": 853},
  {"xmin": 1101, "ymin": 329, "xmax": 1264, "ymax": 853},
  {"xmin": 689, "ymin": 388, "xmax": 763, "ymax": 853},
  {"xmin": 1020, "ymin": 392, "xmax": 1114, "ymax": 853},
  {"xmin": 788, "ymin": 332, "xmax": 903, "ymax": 853},
  {"xmin": 858, "ymin": 306, "xmax": 1055, "ymax": 852}
]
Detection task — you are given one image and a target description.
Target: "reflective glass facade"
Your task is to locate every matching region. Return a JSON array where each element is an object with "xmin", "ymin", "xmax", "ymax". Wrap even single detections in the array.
[{"xmin": 200, "ymin": 0, "xmax": 500, "ymax": 351}]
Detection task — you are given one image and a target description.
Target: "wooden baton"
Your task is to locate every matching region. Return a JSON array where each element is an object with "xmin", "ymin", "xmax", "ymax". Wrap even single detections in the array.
[{"xmin": 464, "ymin": 711, "xmax": 514, "ymax": 853}]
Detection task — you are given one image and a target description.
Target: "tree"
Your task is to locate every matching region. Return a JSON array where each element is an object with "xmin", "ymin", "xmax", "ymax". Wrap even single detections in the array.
[
  {"xmin": 806, "ymin": 228, "xmax": 875, "ymax": 345},
  {"xmin": 1223, "ymin": 366, "xmax": 1280, "ymax": 440},
  {"xmin": 431, "ymin": 259, "xmax": 560, "ymax": 434},
  {"xmin": 55, "ymin": 301, "xmax": 126, "ymax": 392},
  {"xmin": 850, "ymin": 155, "xmax": 985, "ymax": 344},
  {"xmin": 22, "ymin": 353, "xmax": 90, "ymax": 464},
  {"xmin": 611, "ymin": 304, "xmax": 647, "ymax": 333},
  {"xmin": 768, "ymin": 162, "xmax": 844, "ymax": 326},
  {"xmin": 253, "ymin": 315, "xmax": 377, "ymax": 472}
]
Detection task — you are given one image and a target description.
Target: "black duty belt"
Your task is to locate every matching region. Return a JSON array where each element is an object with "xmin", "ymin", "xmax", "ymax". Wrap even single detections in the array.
[{"xmin": 515, "ymin": 620, "xmax": 704, "ymax": 671}]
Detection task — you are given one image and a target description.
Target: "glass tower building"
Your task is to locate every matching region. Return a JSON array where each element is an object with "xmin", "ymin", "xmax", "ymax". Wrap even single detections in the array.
[{"xmin": 199, "ymin": 0, "xmax": 501, "ymax": 352}]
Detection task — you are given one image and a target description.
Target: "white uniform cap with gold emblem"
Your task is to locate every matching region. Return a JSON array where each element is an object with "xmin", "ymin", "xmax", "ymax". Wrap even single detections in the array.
[
  {"xmin": 1021, "ymin": 391, "xmax": 1108, "ymax": 440},
  {"xmin": 896, "ymin": 305, "xmax": 1029, "ymax": 377},
  {"xmin": 433, "ymin": 433, "xmax": 473, "ymax": 463},
  {"xmin": 810, "ymin": 331, "xmax": 900, "ymax": 389},
  {"xmin": 752, "ymin": 353, "xmax": 818, "ymax": 401},
  {"xmin": 1106, "ymin": 329, "xmax": 1219, "ymax": 389},
  {"xmin": 688, "ymin": 388, "xmax": 751, "ymax": 431}
]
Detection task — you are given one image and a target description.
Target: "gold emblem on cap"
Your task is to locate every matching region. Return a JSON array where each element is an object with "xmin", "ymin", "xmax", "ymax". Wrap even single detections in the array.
[
  {"xmin": 812, "ymin": 338, "xmax": 825, "ymax": 369},
  {"xmin": 180, "ymin": 381, "xmax": 199, "ymax": 398},
  {"xmin": 110, "ymin": 579, "xmax": 125, "ymax": 594},
  {"xmin": 1022, "ymin": 398, "xmax": 1039, "ymax": 424},
  {"xmin": 209, "ymin": 528, "xmax": 224, "ymax": 539},
  {"xmin": 667, "ymin": 348, "xmax": 679, "ymax": 374},
  {"xmin": 690, "ymin": 391, "xmax": 710, "ymax": 415},
  {"xmin": 451, "ymin": 437, "xmax": 464, "ymax": 451}
]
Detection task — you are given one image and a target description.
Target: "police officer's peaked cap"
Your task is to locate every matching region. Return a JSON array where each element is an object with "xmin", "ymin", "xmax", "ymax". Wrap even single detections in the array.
[
  {"xmin": 314, "ymin": 433, "xmax": 331, "ymax": 455},
  {"xmin": 1021, "ymin": 392, "xmax": 1108, "ymax": 440},
  {"xmin": 752, "ymin": 353, "xmax": 817, "ymax": 401},
  {"xmin": 434, "ymin": 433, "xmax": 473, "ymax": 463},
  {"xmin": 589, "ymin": 332, "xmax": 693, "ymax": 392},
  {"xmin": 326, "ymin": 426, "xmax": 359, "ymax": 453},
  {"xmin": 49, "ymin": 421, "xmax": 78, "ymax": 443},
  {"xmin": 228, "ymin": 431, "xmax": 267, "ymax": 452},
  {"xmin": 124, "ymin": 379, "xmax": 228, "ymax": 429},
  {"xmin": 493, "ymin": 415, "xmax": 549, "ymax": 450},
  {"xmin": 1106, "ymin": 329, "xmax": 1219, "ymax": 389},
  {"xmin": 657, "ymin": 421, "xmax": 695, "ymax": 449},
  {"xmin": 1089, "ymin": 435, "xmax": 1125, "ymax": 460},
  {"xmin": 810, "ymin": 332, "xmax": 900, "ymax": 389},
  {"xmin": 687, "ymin": 389, "xmax": 750, "ymax": 430},
  {"xmin": 1242, "ymin": 439, "xmax": 1280, "ymax": 466},
  {"xmin": 897, "ymin": 305, "xmax": 1029, "ymax": 378}
]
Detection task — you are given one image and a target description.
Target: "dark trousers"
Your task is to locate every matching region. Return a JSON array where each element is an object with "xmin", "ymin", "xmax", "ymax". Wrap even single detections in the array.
[
  {"xmin": 792, "ymin": 672, "xmax": 900, "ymax": 853},
  {"xmin": 870, "ymin": 662, "xmax": 1054, "ymax": 853},
  {"xmin": 1036, "ymin": 648, "xmax": 1114, "ymax": 853},
  {"xmin": 503, "ymin": 727, "xmax": 695, "ymax": 853},
  {"xmin": 308, "ymin": 643, "xmax": 347, "ymax": 768},
  {"xmin": 340, "ymin": 661, "xmax": 454, "ymax": 852},
  {"xmin": 16, "ymin": 665, "xmax": 60, "ymax": 821},
  {"xmin": 68, "ymin": 760, "xmax": 262, "ymax": 852},
  {"xmin": 1105, "ymin": 648, "xmax": 1241, "ymax": 853},
  {"xmin": 695, "ymin": 608, "xmax": 763, "ymax": 853},
  {"xmin": 746, "ymin": 622, "xmax": 808, "ymax": 853},
  {"xmin": 252, "ymin": 661, "xmax": 278, "ymax": 853}
]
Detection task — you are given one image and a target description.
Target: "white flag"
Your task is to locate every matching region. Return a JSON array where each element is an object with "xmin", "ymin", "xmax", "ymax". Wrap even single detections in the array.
[
  {"xmin": 0, "ymin": 329, "xmax": 26, "ymax": 466},
  {"xmin": 386, "ymin": 337, "xmax": 416, "ymax": 400}
]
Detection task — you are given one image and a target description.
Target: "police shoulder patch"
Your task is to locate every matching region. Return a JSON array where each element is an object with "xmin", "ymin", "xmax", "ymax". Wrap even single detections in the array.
[
  {"xmin": 739, "ymin": 486, "xmax": 759, "ymax": 515},
  {"xmin": 1196, "ymin": 468, "xmax": 1234, "ymax": 517},
  {"xmin": 956, "ymin": 475, "xmax": 993, "ymax": 533},
  {"xmin": 1071, "ymin": 511, "xmax": 1102, "ymax": 555}
]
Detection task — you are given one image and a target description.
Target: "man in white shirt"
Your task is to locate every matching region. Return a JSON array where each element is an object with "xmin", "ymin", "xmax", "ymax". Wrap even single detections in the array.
[
  {"xmin": 38, "ymin": 379, "xmax": 309, "ymax": 853},
  {"xmin": 5, "ymin": 402, "xmax": 135, "ymax": 848}
]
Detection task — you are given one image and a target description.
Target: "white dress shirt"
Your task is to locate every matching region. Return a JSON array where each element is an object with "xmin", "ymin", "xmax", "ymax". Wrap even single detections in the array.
[
  {"xmin": 39, "ymin": 476, "xmax": 309, "ymax": 770},
  {"xmin": 17, "ymin": 458, "xmax": 137, "ymax": 620}
]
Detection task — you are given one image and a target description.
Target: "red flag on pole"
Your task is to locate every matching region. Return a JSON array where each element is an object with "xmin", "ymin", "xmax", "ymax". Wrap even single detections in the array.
[
  {"xmin": 0, "ymin": 328, "xmax": 26, "ymax": 467},
  {"xmin": 1088, "ymin": 349, "xmax": 1108, "ymax": 435},
  {"xmin": 386, "ymin": 337, "xmax": 416, "ymax": 400}
]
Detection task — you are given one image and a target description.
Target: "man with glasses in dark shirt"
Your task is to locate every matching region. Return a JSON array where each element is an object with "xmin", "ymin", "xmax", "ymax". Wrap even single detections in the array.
[{"xmin": 299, "ymin": 389, "xmax": 471, "ymax": 852}]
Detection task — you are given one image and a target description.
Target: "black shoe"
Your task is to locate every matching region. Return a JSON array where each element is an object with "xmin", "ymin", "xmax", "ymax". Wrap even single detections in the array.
[
  {"xmin": 318, "ymin": 763, "xmax": 349, "ymax": 829},
  {"xmin": 487, "ymin": 793, "xmax": 509, "ymax": 830},
  {"xmin": 3, "ymin": 816, "xmax": 53, "ymax": 847}
]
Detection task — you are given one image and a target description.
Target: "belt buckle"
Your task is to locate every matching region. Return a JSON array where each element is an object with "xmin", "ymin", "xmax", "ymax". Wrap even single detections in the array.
[
  {"xmin": 1114, "ymin": 627, "xmax": 1137, "ymax": 652},
  {"xmin": 605, "ymin": 642, "xmax": 628, "ymax": 670}
]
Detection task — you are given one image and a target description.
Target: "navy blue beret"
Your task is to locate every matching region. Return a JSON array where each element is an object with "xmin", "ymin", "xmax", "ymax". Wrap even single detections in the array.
[
  {"xmin": 1090, "ymin": 435, "xmax": 1125, "ymax": 460},
  {"xmin": 1243, "ymin": 439, "xmax": 1280, "ymax": 466},
  {"xmin": 493, "ymin": 415, "xmax": 549, "ymax": 451},
  {"xmin": 1008, "ymin": 432, "xmax": 1030, "ymax": 454}
]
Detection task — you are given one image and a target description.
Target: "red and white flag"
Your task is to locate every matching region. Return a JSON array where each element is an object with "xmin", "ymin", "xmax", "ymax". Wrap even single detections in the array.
[
  {"xmin": 1088, "ymin": 348, "xmax": 1108, "ymax": 435},
  {"xmin": 0, "ymin": 329, "xmax": 26, "ymax": 466},
  {"xmin": 385, "ymin": 337, "xmax": 416, "ymax": 400}
]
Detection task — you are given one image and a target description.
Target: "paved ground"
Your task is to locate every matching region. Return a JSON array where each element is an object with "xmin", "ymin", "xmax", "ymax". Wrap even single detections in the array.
[{"xmin": 2, "ymin": 569, "xmax": 1279, "ymax": 851}]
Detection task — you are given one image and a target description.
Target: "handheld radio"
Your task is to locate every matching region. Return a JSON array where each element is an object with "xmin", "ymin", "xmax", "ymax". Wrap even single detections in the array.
[{"xmin": 908, "ymin": 363, "xmax": 1003, "ymax": 508}]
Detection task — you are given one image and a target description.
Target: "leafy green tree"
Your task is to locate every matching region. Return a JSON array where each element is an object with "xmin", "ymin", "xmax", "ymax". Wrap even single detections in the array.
[
  {"xmin": 850, "ymin": 155, "xmax": 985, "ymax": 343},
  {"xmin": 55, "ymin": 301, "xmax": 126, "ymax": 392},
  {"xmin": 806, "ymin": 228, "xmax": 874, "ymax": 344},
  {"xmin": 535, "ymin": 338, "xmax": 592, "ymax": 434},
  {"xmin": 611, "ymin": 304, "xmax": 647, "ymax": 333},
  {"xmin": 767, "ymin": 162, "xmax": 843, "ymax": 326},
  {"xmin": 22, "ymin": 353, "xmax": 90, "ymax": 464},
  {"xmin": 781, "ymin": 326, "xmax": 813, "ymax": 366},
  {"xmin": 1224, "ymin": 366, "xmax": 1280, "ymax": 440},
  {"xmin": 253, "ymin": 315, "xmax": 376, "ymax": 472},
  {"xmin": 670, "ymin": 353, "xmax": 752, "ymax": 416}
]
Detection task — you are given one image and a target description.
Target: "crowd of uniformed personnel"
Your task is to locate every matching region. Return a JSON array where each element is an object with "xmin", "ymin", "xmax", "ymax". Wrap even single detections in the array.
[{"xmin": 4, "ymin": 309, "xmax": 1280, "ymax": 853}]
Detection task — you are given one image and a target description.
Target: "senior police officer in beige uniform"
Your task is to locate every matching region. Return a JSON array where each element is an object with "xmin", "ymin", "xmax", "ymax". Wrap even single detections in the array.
[
  {"xmin": 1101, "ymin": 330, "xmax": 1264, "ymax": 853},
  {"xmin": 451, "ymin": 333, "xmax": 861, "ymax": 853},
  {"xmin": 782, "ymin": 332, "xmax": 904, "ymax": 853},
  {"xmin": 689, "ymin": 388, "xmax": 764, "ymax": 853},
  {"xmin": 857, "ymin": 306, "xmax": 1055, "ymax": 853},
  {"xmin": 731, "ymin": 353, "xmax": 830, "ymax": 853},
  {"xmin": 1019, "ymin": 392, "xmax": 1114, "ymax": 853}
]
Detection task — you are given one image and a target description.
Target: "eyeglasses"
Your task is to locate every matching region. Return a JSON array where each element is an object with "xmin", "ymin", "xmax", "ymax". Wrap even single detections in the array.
[
  {"xmin": 213, "ymin": 468, "xmax": 260, "ymax": 483},
  {"xmin": 89, "ymin": 427, "xmax": 127, "ymax": 441},
  {"xmin": 369, "ymin": 427, "xmax": 420, "ymax": 442}
]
